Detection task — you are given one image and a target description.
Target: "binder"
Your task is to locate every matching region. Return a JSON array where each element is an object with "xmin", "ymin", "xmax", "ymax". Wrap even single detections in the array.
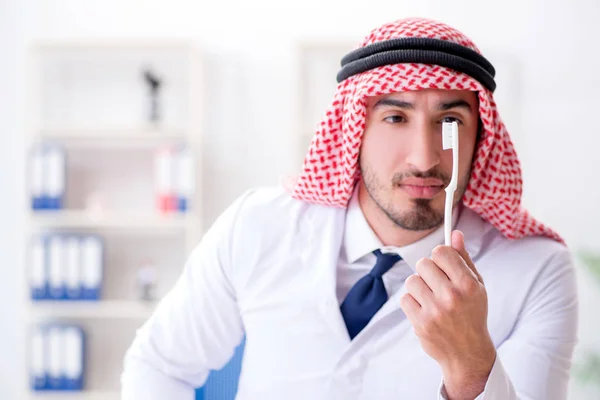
[
  {"xmin": 30, "ymin": 326, "xmax": 47, "ymax": 390},
  {"xmin": 31, "ymin": 324, "xmax": 85, "ymax": 392},
  {"xmin": 47, "ymin": 326, "xmax": 64, "ymax": 390},
  {"xmin": 30, "ymin": 235, "xmax": 48, "ymax": 300},
  {"xmin": 30, "ymin": 144, "xmax": 45, "ymax": 210},
  {"xmin": 65, "ymin": 235, "xmax": 82, "ymax": 300},
  {"xmin": 48, "ymin": 235, "xmax": 66, "ymax": 300},
  {"xmin": 81, "ymin": 235, "xmax": 103, "ymax": 300},
  {"xmin": 176, "ymin": 145, "xmax": 194, "ymax": 212},
  {"xmin": 155, "ymin": 146, "xmax": 177, "ymax": 212},
  {"xmin": 32, "ymin": 233, "xmax": 105, "ymax": 301},
  {"xmin": 63, "ymin": 326, "xmax": 84, "ymax": 390},
  {"xmin": 44, "ymin": 144, "xmax": 66, "ymax": 210}
]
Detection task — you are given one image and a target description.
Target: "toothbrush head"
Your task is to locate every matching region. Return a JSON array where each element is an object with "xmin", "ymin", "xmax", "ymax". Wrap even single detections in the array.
[{"xmin": 442, "ymin": 121, "xmax": 458, "ymax": 150}]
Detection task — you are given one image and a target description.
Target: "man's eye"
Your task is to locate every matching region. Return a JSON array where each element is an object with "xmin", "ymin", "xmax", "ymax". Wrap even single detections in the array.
[
  {"xmin": 441, "ymin": 116, "xmax": 463, "ymax": 124},
  {"xmin": 383, "ymin": 115, "xmax": 406, "ymax": 123}
]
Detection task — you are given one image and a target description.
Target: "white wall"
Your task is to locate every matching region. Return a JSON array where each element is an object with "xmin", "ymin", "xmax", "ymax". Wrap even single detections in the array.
[
  {"xmin": 2, "ymin": 0, "xmax": 600, "ymax": 398},
  {"xmin": 0, "ymin": 0, "xmax": 27, "ymax": 397}
]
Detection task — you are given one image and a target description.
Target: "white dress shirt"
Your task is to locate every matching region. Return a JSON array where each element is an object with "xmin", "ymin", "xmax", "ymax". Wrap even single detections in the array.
[
  {"xmin": 336, "ymin": 185, "xmax": 460, "ymax": 304},
  {"xmin": 121, "ymin": 186, "xmax": 578, "ymax": 400}
]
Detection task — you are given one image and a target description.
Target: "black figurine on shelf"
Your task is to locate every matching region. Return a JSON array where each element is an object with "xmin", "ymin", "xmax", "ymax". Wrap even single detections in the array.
[{"xmin": 143, "ymin": 67, "xmax": 162, "ymax": 125}]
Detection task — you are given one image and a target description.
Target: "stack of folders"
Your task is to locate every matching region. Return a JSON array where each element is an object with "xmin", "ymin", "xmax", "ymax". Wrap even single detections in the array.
[
  {"xmin": 30, "ymin": 324, "xmax": 85, "ymax": 391},
  {"xmin": 154, "ymin": 144, "xmax": 195, "ymax": 213},
  {"xmin": 30, "ymin": 234, "xmax": 104, "ymax": 301},
  {"xmin": 29, "ymin": 142, "xmax": 66, "ymax": 211}
]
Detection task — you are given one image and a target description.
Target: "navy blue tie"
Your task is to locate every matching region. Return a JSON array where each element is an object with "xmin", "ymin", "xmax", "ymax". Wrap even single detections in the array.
[{"xmin": 340, "ymin": 249, "xmax": 402, "ymax": 339}]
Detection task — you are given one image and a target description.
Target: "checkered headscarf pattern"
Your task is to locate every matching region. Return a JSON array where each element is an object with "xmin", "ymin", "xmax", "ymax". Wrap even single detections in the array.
[{"xmin": 289, "ymin": 17, "xmax": 562, "ymax": 243}]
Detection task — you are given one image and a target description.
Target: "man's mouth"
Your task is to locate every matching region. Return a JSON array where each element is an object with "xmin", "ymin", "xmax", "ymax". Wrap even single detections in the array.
[{"xmin": 398, "ymin": 178, "xmax": 445, "ymax": 199}]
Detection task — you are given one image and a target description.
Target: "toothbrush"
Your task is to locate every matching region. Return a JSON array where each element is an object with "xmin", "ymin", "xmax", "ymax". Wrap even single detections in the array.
[{"xmin": 442, "ymin": 121, "xmax": 459, "ymax": 247}]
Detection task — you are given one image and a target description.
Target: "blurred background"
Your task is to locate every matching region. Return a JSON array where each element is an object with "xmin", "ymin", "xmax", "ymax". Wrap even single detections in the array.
[{"xmin": 1, "ymin": 0, "xmax": 599, "ymax": 399}]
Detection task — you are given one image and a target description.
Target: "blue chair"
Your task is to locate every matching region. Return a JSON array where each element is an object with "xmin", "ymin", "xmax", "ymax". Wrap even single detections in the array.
[{"xmin": 195, "ymin": 338, "xmax": 245, "ymax": 400}]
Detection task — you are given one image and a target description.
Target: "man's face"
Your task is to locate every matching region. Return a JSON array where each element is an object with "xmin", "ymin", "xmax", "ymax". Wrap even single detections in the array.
[{"xmin": 359, "ymin": 89, "xmax": 480, "ymax": 231}]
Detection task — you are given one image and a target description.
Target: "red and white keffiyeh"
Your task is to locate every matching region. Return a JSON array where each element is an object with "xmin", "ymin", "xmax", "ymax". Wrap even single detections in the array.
[{"xmin": 288, "ymin": 17, "xmax": 563, "ymax": 243}]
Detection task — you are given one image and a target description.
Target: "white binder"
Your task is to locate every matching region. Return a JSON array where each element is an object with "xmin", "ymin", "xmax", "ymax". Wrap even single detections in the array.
[
  {"xmin": 176, "ymin": 145, "xmax": 194, "ymax": 212},
  {"xmin": 30, "ymin": 235, "xmax": 48, "ymax": 300},
  {"xmin": 30, "ymin": 144, "xmax": 45, "ymax": 210},
  {"xmin": 30, "ymin": 326, "xmax": 47, "ymax": 390},
  {"xmin": 44, "ymin": 144, "xmax": 66, "ymax": 210},
  {"xmin": 48, "ymin": 235, "xmax": 66, "ymax": 300},
  {"xmin": 63, "ymin": 326, "xmax": 84, "ymax": 390},
  {"xmin": 65, "ymin": 235, "xmax": 82, "ymax": 300},
  {"xmin": 81, "ymin": 236, "xmax": 103, "ymax": 300},
  {"xmin": 47, "ymin": 326, "xmax": 64, "ymax": 390}
]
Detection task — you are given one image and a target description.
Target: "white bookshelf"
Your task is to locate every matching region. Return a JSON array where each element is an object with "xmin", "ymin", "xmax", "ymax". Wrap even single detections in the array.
[
  {"xmin": 24, "ymin": 40, "xmax": 204, "ymax": 400},
  {"xmin": 27, "ymin": 300, "xmax": 158, "ymax": 320},
  {"xmin": 38, "ymin": 127, "xmax": 187, "ymax": 150},
  {"xmin": 31, "ymin": 209, "xmax": 195, "ymax": 231},
  {"xmin": 30, "ymin": 391, "xmax": 121, "ymax": 400}
]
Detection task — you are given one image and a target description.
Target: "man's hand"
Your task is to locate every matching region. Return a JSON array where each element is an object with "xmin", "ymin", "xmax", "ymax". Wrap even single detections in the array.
[{"xmin": 399, "ymin": 230, "xmax": 496, "ymax": 400}]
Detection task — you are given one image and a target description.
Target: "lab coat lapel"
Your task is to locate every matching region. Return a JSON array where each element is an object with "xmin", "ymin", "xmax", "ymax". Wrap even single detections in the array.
[{"xmin": 305, "ymin": 205, "xmax": 351, "ymax": 343}]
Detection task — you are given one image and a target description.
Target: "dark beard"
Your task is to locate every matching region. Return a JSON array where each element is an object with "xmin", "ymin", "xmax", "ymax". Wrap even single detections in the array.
[{"xmin": 360, "ymin": 163, "xmax": 460, "ymax": 231}]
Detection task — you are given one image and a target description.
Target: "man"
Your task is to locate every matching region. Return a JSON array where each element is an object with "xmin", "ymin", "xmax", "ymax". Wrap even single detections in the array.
[{"xmin": 122, "ymin": 18, "xmax": 578, "ymax": 399}]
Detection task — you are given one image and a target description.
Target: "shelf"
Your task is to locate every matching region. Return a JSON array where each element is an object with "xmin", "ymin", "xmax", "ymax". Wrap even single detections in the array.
[
  {"xmin": 29, "ymin": 300, "xmax": 157, "ymax": 320},
  {"xmin": 30, "ymin": 210, "xmax": 196, "ymax": 231},
  {"xmin": 29, "ymin": 391, "xmax": 120, "ymax": 400},
  {"xmin": 23, "ymin": 38, "xmax": 205, "ymax": 400},
  {"xmin": 24, "ymin": 38, "xmax": 204, "ymax": 399},
  {"xmin": 35, "ymin": 127, "xmax": 187, "ymax": 149}
]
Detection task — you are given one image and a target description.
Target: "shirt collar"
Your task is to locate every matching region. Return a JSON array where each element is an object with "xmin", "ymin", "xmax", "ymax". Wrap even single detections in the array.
[{"xmin": 343, "ymin": 185, "xmax": 465, "ymax": 271}]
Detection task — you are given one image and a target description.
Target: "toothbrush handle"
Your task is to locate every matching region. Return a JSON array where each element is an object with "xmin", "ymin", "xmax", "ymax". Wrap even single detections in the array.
[
  {"xmin": 444, "ymin": 187, "xmax": 453, "ymax": 246},
  {"xmin": 445, "ymin": 122, "xmax": 459, "ymax": 247}
]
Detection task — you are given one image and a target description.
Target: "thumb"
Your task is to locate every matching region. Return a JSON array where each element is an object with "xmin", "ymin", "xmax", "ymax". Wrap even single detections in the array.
[{"xmin": 451, "ymin": 230, "xmax": 483, "ymax": 284}]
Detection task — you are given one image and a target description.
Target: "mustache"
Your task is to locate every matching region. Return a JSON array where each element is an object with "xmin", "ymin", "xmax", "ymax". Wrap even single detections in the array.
[{"xmin": 391, "ymin": 169, "xmax": 450, "ymax": 186}]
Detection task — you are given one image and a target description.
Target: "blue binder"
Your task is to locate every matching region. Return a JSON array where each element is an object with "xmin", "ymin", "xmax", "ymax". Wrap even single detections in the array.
[
  {"xmin": 178, "ymin": 198, "xmax": 188, "ymax": 212},
  {"xmin": 44, "ymin": 143, "xmax": 66, "ymax": 210},
  {"xmin": 29, "ymin": 144, "xmax": 46, "ymax": 211},
  {"xmin": 64, "ymin": 234, "xmax": 83, "ymax": 300},
  {"xmin": 31, "ymin": 323, "xmax": 85, "ymax": 392},
  {"xmin": 30, "ymin": 235, "xmax": 48, "ymax": 300},
  {"xmin": 47, "ymin": 234, "xmax": 67, "ymax": 300},
  {"xmin": 80, "ymin": 235, "xmax": 104, "ymax": 300},
  {"xmin": 63, "ymin": 325, "xmax": 85, "ymax": 391}
]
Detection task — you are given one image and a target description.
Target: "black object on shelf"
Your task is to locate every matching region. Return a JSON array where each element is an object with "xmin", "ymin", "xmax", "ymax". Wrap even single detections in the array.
[{"xmin": 143, "ymin": 67, "xmax": 162, "ymax": 125}]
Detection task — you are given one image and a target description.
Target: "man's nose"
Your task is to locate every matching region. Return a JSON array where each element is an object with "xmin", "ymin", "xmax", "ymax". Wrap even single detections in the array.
[{"xmin": 404, "ymin": 124, "xmax": 441, "ymax": 172}]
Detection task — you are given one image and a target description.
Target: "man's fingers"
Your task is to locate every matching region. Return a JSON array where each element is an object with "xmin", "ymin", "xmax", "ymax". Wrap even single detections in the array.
[
  {"xmin": 415, "ymin": 257, "xmax": 451, "ymax": 293},
  {"xmin": 405, "ymin": 274, "xmax": 434, "ymax": 307},
  {"xmin": 399, "ymin": 292, "xmax": 421, "ymax": 319},
  {"xmin": 430, "ymin": 246, "xmax": 471, "ymax": 283},
  {"xmin": 430, "ymin": 231, "xmax": 482, "ymax": 285},
  {"xmin": 451, "ymin": 230, "xmax": 483, "ymax": 284}
]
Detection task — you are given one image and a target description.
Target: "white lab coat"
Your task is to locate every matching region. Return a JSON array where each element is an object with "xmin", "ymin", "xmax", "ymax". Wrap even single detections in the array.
[{"xmin": 122, "ymin": 186, "xmax": 578, "ymax": 399}]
